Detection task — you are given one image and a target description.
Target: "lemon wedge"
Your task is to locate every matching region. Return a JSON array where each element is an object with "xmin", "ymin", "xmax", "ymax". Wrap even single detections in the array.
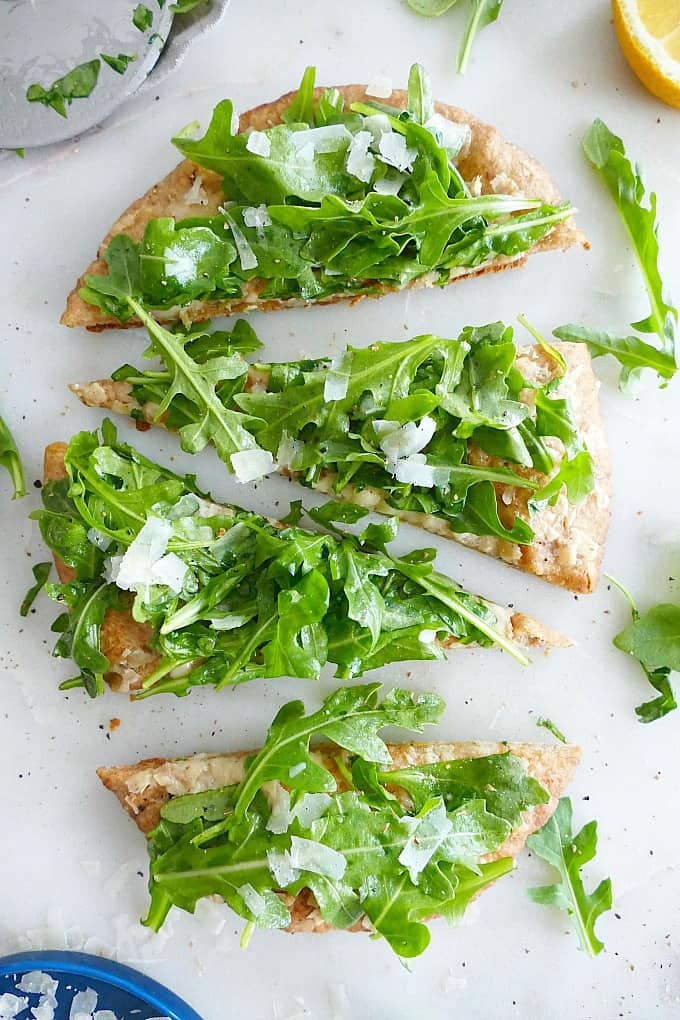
[{"xmin": 613, "ymin": 0, "xmax": 680, "ymax": 108}]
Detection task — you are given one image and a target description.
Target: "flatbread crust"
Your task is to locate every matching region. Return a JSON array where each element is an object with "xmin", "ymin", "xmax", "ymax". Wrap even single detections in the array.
[
  {"xmin": 70, "ymin": 340, "xmax": 610, "ymax": 594},
  {"xmin": 98, "ymin": 738, "xmax": 581, "ymax": 935},
  {"xmin": 42, "ymin": 442, "xmax": 569, "ymax": 694},
  {"xmin": 61, "ymin": 84, "xmax": 586, "ymax": 331}
]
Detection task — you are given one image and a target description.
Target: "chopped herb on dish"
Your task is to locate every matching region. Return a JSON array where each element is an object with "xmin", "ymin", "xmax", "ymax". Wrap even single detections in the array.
[{"xmin": 26, "ymin": 59, "xmax": 101, "ymax": 119}]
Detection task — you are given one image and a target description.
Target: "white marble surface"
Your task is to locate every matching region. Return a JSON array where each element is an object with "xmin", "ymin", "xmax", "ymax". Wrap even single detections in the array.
[{"xmin": 1, "ymin": 2, "xmax": 680, "ymax": 1018}]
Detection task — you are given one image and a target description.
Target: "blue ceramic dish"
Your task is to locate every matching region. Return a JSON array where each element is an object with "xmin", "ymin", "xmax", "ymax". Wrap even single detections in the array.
[{"xmin": 0, "ymin": 951, "xmax": 203, "ymax": 1019}]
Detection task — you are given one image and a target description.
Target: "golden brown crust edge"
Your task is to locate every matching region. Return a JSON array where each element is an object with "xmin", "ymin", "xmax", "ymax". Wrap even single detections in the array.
[
  {"xmin": 61, "ymin": 84, "xmax": 586, "ymax": 330},
  {"xmin": 97, "ymin": 739, "xmax": 581, "ymax": 935}
]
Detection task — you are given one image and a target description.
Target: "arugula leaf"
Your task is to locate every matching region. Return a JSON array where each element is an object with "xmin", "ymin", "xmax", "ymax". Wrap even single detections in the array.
[
  {"xmin": 233, "ymin": 684, "xmax": 444, "ymax": 818},
  {"xmin": 170, "ymin": 0, "xmax": 210, "ymax": 11},
  {"xmin": 141, "ymin": 685, "xmax": 549, "ymax": 955},
  {"xmin": 101, "ymin": 53, "xmax": 137, "ymax": 75},
  {"xmin": 0, "ymin": 412, "xmax": 26, "ymax": 499},
  {"xmin": 47, "ymin": 580, "xmax": 120, "ymax": 697},
  {"xmin": 527, "ymin": 798, "xmax": 613, "ymax": 956},
  {"xmin": 281, "ymin": 67, "xmax": 317, "ymax": 125},
  {"xmin": 457, "ymin": 0, "xmax": 503, "ymax": 74},
  {"xmin": 20, "ymin": 562, "xmax": 51, "ymax": 617},
  {"xmin": 609, "ymin": 576, "xmax": 678, "ymax": 722},
  {"xmin": 133, "ymin": 4, "xmax": 154, "ymax": 31},
  {"xmin": 406, "ymin": 63, "xmax": 434, "ymax": 124},
  {"xmin": 26, "ymin": 59, "xmax": 101, "ymax": 118},
  {"xmin": 536, "ymin": 717, "xmax": 567, "ymax": 743},
  {"xmin": 556, "ymin": 120, "xmax": 677, "ymax": 389}
]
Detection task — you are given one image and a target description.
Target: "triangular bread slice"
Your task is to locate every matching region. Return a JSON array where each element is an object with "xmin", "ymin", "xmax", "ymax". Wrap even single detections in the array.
[
  {"xmin": 62, "ymin": 83, "xmax": 586, "ymax": 331},
  {"xmin": 98, "ymin": 738, "xmax": 581, "ymax": 934},
  {"xmin": 43, "ymin": 441, "xmax": 569, "ymax": 694},
  {"xmin": 70, "ymin": 339, "xmax": 610, "ymax": 594}
]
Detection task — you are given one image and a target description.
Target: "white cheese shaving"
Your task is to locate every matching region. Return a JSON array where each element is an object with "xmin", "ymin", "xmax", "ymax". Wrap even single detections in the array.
[
  {"xmin": 292, "ymin": 124, "xmax": 352, "ymax": 153},
  {"xmin": 265, "ymin": 783, "xmax": 293, "ymax": 834},
  {"xmin": 246, "ymin": 130, "xmax": 271, "ymax": 157},
  {"xmin": 365, "ymin": 74, "xmax": 393, "ymax": 98},
  {"xmin": 373, "ymin": 173, "xmax": 406, "ymax": 197},
  {"xmin": 276, "ymin": 432, "xmax": 305, "ymax": 471},
  {"xmin": 267, "ymin": 848, "xmax": 301, "ymax": 887},
  {"xmin": 323, "ymin": 351, "xmax": 353, "ymax": 402},
  {"xmin": 424, "ymin": 114, "xmax": 471, "ymax": 157},
  {"xmin": 231, "ymin": 108, "xmax": 240, "ymax": 134},
  {"xmin": 293, "ymin": 793, "xmax": 332, "ymax": 828},
  {"xmin": 184, "ymin": 173, "xmax": 208, "ymax": 206},
  {"xmin": 238, "ymin": 883, "xmax": 266, "ymax": 917},
  {"xmin": 164, "ymin": 238, "xmax": 211, "ymax": 285},
  {"xmin": 231, "ymin": 448, "xmax": 276, "ymax": 483},
  {"xmin": 393, "ymin": 453, "xmax": 445, "ymax": 488},
  {"xmin": 86, "ymin": 527, "xmax": 111, "ymax": 551},
  {"xmin": 418, "ymin": 628, "xmax": 438, "ymax": 644},
  {"xmin": 113, "ymin": 516, "xmax": 188, "ymax": 595},
  {"xmin": 398, "ymin": 800, "xmax": 454, "ymax": 882},
  {"xmin": 377, "ymin": 417, "xmax": 436, "ymax": 461},
  {"xmin": 242, "ymin": 204, "xmax": 272, "ymax": 230},
  {"xmin": 468, "ymin": 175, "xmax": 483, "ymax": 197},
  {"xmin": 0, "ymin": 995, "xmax": 28, "ymax": 1018},
  {"xmin": 296, "ymin": 141, "xmax": 315, "ymax": 163},
  {"xmin": 226, "ymin": 215, "xmax": 259, "ymax": 271},
  {"xmin": 371, "ymin": 418, "xmax": 399, "ymax": 437},
  {"xmin": 378, "ymin": 132, "xmax": 417, "ymax": 173},
  {"xmin": 289, "ymin": 836, "xmax": 346, "ymax": 880},
  {"xmin": 362, "ymin": 113, "xmax": 392, "ymax": 144},
  {"xmin": 346, "ymin": 130, "xmax": 375, "ymax": 183},
  {"xmin": 490, "ymin": 172, "xmax": 520, "ymax": 195},
  {"xmin": 70, "ymin": 988, "xmax": 98, "ymax": 1019}
]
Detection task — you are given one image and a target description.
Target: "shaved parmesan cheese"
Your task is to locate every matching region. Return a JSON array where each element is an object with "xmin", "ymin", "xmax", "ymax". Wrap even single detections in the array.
[
  {"xmin": 296, "ymin": 141, "xmax": 315, "ymax": 163},
  {"xmin": 87, "ymin": 527, "xmax": 111, "ymax": 552},
  {"xmin": 184, "ymin": 173, "xmax": 208, "ymax": 206},
  {"xmin": 468, "ymin": 175, "xmax": 483, "ymax": 197},
  {"xmin": 373, "ymin": 173, "xmax": 406, "ymax": 197},
  {"xmin": 265, "ymin": 783, "xmax": 293, "ymax": 834},
  {"xmin": 226, "ymin": 216, "xmax": 259, "ymax": 272},
  {"xmin": 231, "ymin": 448, "xmax": 276, "ymax": 483},
  {"xmin": 246, "ymin": 131, "xmax": 271, "ymax": 157},
  {"xmin": 164, "ymin": 238, "xmax": 212, "ymax": 285},
  {"xmin": 372, "ymin": 419, "xmax": 400, "ymax": 438},
  {"xmin": 323, "ymin": 351, "xmax": 353, "ymax": 402},
  {"xmin": 393, "ymin": 453, "xmax": 440, "ymax": 488},
  {"xmin": 293, "ymin": 793, "xmax": 332, "ymax": 828},
  {"xmin": 276, "ymin": 432, "xmax": 305, "ymax": 471},
  {"xmin": 267, "ymin": 848, "xmax": 300, "ymax": 887},
  {"xmin": 231, "ymin": 109, "xmax": 240, "ymax": 134},
  {"xmin": 377, "ymin": 417, "xmax": 436, "ymax": 462},
  {"xmin": 70, "ymin": 988, "xmax": 98, "ymax": 1019},
  {"xmin": 363, "ymin": 113, "xmax": 392, "ymax": 144},
  {"xmin": 418, "ymin": 629, "xmax": 438, "ymax": 644},
  {"xmin": 366, "ymin": 74, "xmax": 393, "ymax": 98},
  {"xmin": 289, "ymin": 836, "xmax": 346, "ymax": 880},
  {"xmin": 490, "ymin": 172, "xmax": 520, "ymax": 195},
  {"xmin": 378, "ymin": 132, "xmax": 416, "ymax": 173},
  {"xmin": 346, "ymin": 130, "xmax": 375, "ymax": 183},
  {"xmin": 398, "ymin": 800, "xmax": 453, "ymax": 882},
  {"xmin": 424, "ymin": 114, "xmax": 471, "ymax": 158},
  {"xmin": 0, "ymin": 994, "xmax": 28, "ymax": 1018},
  {"xmin": 238, "ymin": 883, "xmax": 266, "ymax": 917},
  {"xmin": 113, "ymin": 517, "xmax": 188, "ymax": 595},
  {"xmin": 242, "ymin": 204, "xmax": 272, "ymax": 230},
  {"xmin": 292, "ymin": 124, "xmax": 352, "ymax": 154}
]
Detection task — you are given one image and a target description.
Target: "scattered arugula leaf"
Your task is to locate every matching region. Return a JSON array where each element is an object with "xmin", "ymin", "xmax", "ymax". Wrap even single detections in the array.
[
  {"xmin": 609, "ymin": 575, "xmax": 678, "ymax": 723},
  {"xmin": 555, "ymin": 120, "xmax": 677, "ymax": 390},
  {"xmin": 0, "ymin": 412, "xmax": 26, "ymax": 499},
  {"xmin": 536, "ymin": 717, "xmax": 567, "ymax": 743},
  {"xmin": 527, "ymin": 797, "xmax": 612, "ymax": 956},
  {"xmin": 133, "ymin": 4, "xmax": 154, "ymax": 31},
  {"xmin": 20, "ymin": 562, "xmax": 52, "ymax": 617},
  {"xmin": 406, "ymin": 1, "xmax": 504, "ymax": 74},
  {"xmin": 101, "ymin": 53, "xmax": 137, "ymax": 75},
  {"xmin": 15, "ymin": 149, "xmax": 25, "ymax": 159},
  {"xmin": 170, "ymin": 0, "xmax": 211, "ymax": 11},
  {"xmin": 26, "ymin": 59, "xmax": 101, "ymax": 119},
  {"xmin": 141, "ymin": 683, "xmax": 549, "ymax": 956}
]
